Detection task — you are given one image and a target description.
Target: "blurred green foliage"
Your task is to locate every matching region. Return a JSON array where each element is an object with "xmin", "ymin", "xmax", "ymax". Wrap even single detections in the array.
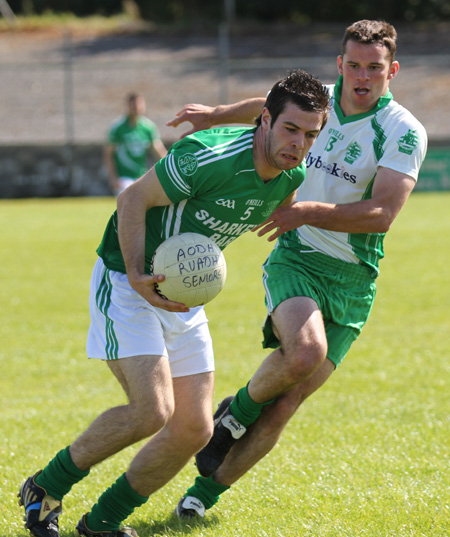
[{"xmin": 6, "ymin": 0, "xmax": 450, "ymax": 22}]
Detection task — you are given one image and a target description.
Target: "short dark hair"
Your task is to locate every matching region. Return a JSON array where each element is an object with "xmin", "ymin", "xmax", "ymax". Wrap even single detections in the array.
[
  {"xmin": 127, "ymin": 92, "xmax": 144, "ymax": 103},
  {"xmin": 342, "ymin": 20, "xmax": 397, "ymax": 63},
  {"xmin": 255, "ymin": 69, "xmax": 329, "ymax": 130}
]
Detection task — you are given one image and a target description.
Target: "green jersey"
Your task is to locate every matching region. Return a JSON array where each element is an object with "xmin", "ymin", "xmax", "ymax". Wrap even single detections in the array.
[
  {"xmin": 97, "ymin": 127, "xmax": 305, "ymax": 274},
  {"xmin": 107, "ymin": 114, "xmax": 161, "ymax": 179}
]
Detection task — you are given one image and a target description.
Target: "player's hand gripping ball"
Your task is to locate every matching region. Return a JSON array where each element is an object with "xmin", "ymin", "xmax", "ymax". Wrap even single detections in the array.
[{"xmin": 151, "ymin": 232, "xmax": 227, "ymax": 307}]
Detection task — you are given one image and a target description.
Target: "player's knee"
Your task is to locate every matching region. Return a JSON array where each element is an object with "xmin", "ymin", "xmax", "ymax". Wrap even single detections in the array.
[
  {"xmin": 284, "ymin": 337, "xmax": 327, "ymax": 382},
  {"xmin": 130, "ymin": 400, "xmax": 175, "ymax": 440},
  {"xmin": 171, "ymin": 416, "xmax": 212, "ymax": 453},
  {"xmin": 191, "ymin": 416, "xmax": 214, "ymax": 451},
  {"xmin": 192, "ymin": 425, "xmax": 213, "ymax": 453}
]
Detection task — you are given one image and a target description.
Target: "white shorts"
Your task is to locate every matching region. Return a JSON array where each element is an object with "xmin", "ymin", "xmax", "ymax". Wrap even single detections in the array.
[{"xmin": 86, "ymin": 258, "xmax": 215, "ymax": 378}]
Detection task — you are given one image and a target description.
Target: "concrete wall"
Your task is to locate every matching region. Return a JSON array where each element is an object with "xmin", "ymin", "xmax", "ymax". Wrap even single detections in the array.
[{"xmin": 0, "ymin": 140, "xmax": 449, "ymax": 198}]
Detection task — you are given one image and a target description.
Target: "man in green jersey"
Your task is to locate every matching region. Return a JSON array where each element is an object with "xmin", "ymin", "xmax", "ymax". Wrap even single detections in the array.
[
  {"xmin": 168, "ymin": 20, "xmax": 428, "ymax": 519},
  {"xmin": 104, "ymin": 92, "xmax": 167, "ymax": 195},
  {"xmin": 18, "ymin": 70, "xmax": 329, "ymax": 537}
]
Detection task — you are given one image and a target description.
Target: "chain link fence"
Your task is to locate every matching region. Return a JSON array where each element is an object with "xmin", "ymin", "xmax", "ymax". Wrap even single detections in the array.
[
  {"xmin": 1, "ymin": 27, "xmax": 449, "ymax": 144},
  {"xmin": 0, "ymin": 27, "xmax": 449, "ymax": 195}
]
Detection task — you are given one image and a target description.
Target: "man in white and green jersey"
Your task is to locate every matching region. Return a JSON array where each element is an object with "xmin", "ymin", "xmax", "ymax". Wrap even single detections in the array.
[
  {"xmin": 18, "ymin": 70, "xmax": 329, "ymax": 537},
  {"xmin": 104, "ymin": 93, "xmax": 167, "ymax": 195},
  {"xmin": 169, "ymin": 20, "xmax": 428, "ymax": 520}
]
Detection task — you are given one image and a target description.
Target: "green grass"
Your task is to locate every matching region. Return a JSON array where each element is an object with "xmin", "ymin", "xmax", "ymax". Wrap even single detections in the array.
[{"xmin": 1, "ymin": 193, "xmax": 449, "ymax": 536}]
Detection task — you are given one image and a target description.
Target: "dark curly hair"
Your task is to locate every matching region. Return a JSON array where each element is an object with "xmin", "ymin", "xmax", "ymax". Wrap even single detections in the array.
[{"xmin": 255, "ymin": 69, "xmax": 329, "ymax": 130}]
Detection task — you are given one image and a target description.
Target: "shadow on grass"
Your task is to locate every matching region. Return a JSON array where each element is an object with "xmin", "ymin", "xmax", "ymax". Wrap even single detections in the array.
[
  {"xmin": 63, "ymin": 511, "xmax": 220, "ymax": 537},
  {"xmin": 134, "ymin": 510, "xmax": 220, "ymax": 536}
]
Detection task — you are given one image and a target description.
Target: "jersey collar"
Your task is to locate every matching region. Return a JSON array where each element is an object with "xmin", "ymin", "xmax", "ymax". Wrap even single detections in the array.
[{"xmin": 333, "ymin": 75, "xmax": 393, "ymax": 124}]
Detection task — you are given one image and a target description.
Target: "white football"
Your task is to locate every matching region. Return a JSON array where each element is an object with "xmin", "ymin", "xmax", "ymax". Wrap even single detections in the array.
[{"xmin": 151, "ymin": 232, "xmax": 227, "ymax": 307}]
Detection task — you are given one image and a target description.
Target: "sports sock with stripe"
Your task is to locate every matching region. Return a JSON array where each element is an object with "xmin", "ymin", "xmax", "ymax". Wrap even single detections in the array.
[
  {"xmin": 229, "ymin": 384, "xmax": 273, "ymax": 427},
  {"xmin": 185, "ymin": 475, "xmax": 229, "ymax": 509}
]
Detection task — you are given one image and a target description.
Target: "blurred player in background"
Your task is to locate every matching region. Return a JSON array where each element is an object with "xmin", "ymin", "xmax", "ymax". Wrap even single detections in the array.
[
  {"xmin": 104, "ymin": 92, "xmax": 167, "ymax": 195},
  {"xmin": 168, "ymin": 19, "xmax": 428, "ymax": 519}
]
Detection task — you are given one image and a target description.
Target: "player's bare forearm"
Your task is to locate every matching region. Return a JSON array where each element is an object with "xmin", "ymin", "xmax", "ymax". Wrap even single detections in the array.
[
  {"xmin": 116, "ymin": 174, "xmax": 190, "ymax": 312},
  {"xmin": 167, "ymin": 98, "xmax": 265, "ymax": 138},
  {"xmin": 116, "ymin": 167, "xmax": 171, "ymax": 278},
  {"xmin": 253, "ymin": 198, "xmax": 401, "ymax": 241},
  {"xmin": 254, "ymin": 168, "xmax": 416, "ymax": 241},
  {"xmin": 117, "ymin": 207, "xmax": 189, "ymax": 312},
  {"xmin": 211, "ymin": 98, "xmax": 266, "ymax": 125},
  {"xmin": 117, "ymin": 186, "xmax": 148, "ymax": 281}
]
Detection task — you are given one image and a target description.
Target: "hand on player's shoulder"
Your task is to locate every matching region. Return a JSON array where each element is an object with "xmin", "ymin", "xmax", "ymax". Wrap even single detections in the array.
[{"xmin": 166, "ymin": 103, "xmax": 215, "ymax": 138}]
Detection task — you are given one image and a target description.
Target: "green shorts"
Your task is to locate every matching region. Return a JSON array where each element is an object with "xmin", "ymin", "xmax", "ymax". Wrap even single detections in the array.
[{"xmin": 262, "ymin": 245, "xmax": 377, "ymax": 367}]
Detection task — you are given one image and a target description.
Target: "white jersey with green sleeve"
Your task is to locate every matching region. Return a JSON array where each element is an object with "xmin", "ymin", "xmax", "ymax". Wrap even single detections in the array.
[
  {"xmin": 281, "ymin": 76, "xmax": 428, "ymax": 277},
  {"xmin": 97, "ymin": 127, "xmax": 305, "ymax": 274},
  {"xmin": 108, "ymin": 115, "xmax": 161, "ymax": 179}
]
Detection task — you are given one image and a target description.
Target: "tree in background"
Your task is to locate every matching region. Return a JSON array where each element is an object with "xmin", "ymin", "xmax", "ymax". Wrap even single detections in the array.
[
  {"xmin": 8, "ymin": 0, "xmax": 122, "ymax": 16},
  {"xmin": 5, "ymin": 0, "xmax": 450, "ymax": 21},
  {"xmin": 134, "ymin": 0, "xmax": 449, "ymax": 23}
]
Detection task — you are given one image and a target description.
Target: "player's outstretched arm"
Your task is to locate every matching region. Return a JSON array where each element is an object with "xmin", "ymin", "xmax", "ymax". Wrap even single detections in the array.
[
  {"xmin": 167, "ymin": 98, "xmax": 266, "ymax": 138},
  {"xmin": 253, "ymin": 167, "xmax": 416, "ymax": 241}
]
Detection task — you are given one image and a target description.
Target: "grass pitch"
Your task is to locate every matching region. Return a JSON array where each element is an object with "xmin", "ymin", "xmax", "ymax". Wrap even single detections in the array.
[{"xmin": 0, "ymin": 194, "xmax": 449, "ymax": 537}]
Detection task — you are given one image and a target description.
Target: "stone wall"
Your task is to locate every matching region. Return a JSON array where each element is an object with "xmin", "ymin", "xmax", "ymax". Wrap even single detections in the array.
[
  {"xmin": 0, "ymin": 144, "xmax": 110, "ymax": 198},
  {"xmin": 0, "ymin": 140, "xmax": 449, "ymax": 198},
  {"xmin": 0, "ymin": 143, "xmax": 172, "ymax": 199}
]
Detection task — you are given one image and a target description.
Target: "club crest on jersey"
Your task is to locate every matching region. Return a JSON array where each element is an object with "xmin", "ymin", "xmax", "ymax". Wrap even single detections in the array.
[
  {"xmin": 344, "ymin": 141, "xmax": 362, "ymax": 164},
  {"xmin": 178, "ymin": 153, "xmax": 198, "ymax": 176},
  {"xmin": 397, "ymin": 129, "xmax": 419, "ymax": 155},
  {"xmin": 262, "ymin": 200, "xmax": 281, "ymax": 217}
]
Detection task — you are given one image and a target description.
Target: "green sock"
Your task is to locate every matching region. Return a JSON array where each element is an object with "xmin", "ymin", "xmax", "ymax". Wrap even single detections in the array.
[
  {"xmin": 229, "ymin": 384, "xmax": 273, "ymax": 428},
  {"xmin": 86, "ymin": 473, "xmax": 148, "ymax": 532},
  {"xmin": 185, "ymin": 475, "xmax": 229, "ymax": 510},
  {"xmin": 35, "ymin": 446, "xmax": 90, "ymax": 501}
]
